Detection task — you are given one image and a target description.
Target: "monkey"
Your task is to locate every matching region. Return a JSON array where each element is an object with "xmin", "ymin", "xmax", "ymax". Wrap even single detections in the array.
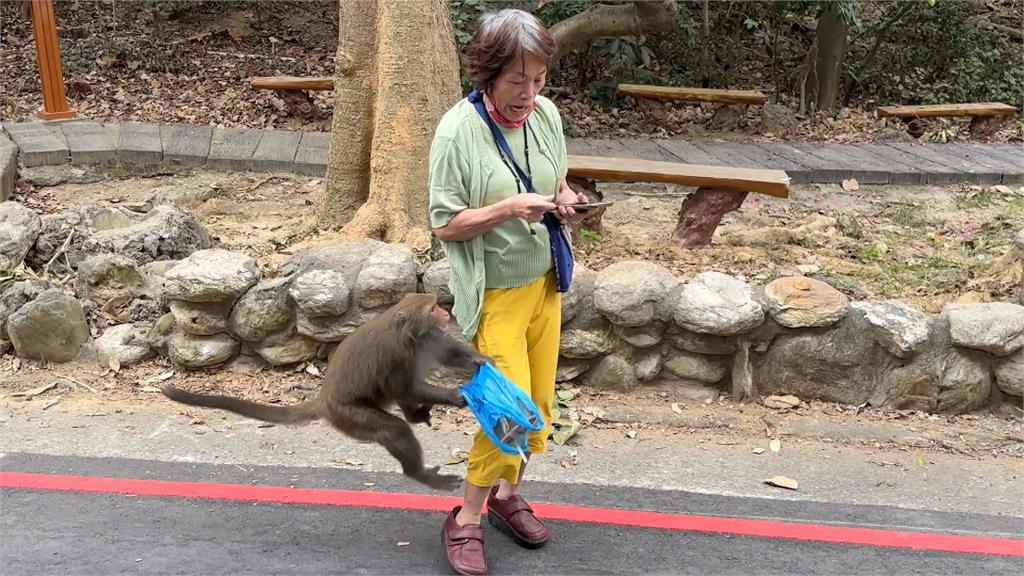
[{"xmin": 161, "ymin": 292, "xmax": 491, "ymax": 491}]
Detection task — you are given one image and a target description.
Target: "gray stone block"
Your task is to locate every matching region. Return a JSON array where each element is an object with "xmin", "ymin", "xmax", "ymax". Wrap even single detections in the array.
[
  {"xmin": 1, "ymin": 121, "xmax": 68, "ymax": 167},
  {"xmin": 250, "ymin": 129, "xmax": 300, "ymax": 173},
  {"xmin": 161, "ymin": 124, "xmax": 211, "ymax": 167},
  {"xmin": 0, "ymin": 130, "xmax": 17, "ymax": 201},
  {"xmin": 208, "ymin": 127, "xmax": 262, "ymax": 172},
  {"xmin": 294, "ymin": 131, "xmax": 330, "ymax": 176},
  {"xmin": 59, "ymin": 119, "xmax": 116, "ymax": 164},
  {"xmin": 117, "ymin": 122, "xmax": 163, "ymax": 164}
]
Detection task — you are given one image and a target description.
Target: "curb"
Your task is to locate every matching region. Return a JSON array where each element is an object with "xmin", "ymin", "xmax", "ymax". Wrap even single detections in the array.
[{"xmin": 0, "ymin": 129, "xmax": 18, "ymax": 201}]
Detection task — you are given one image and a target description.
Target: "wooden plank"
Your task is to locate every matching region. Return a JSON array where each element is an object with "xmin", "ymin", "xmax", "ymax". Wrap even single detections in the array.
[
  {"xmin": 719, "ymin": 142, "xmax": 811, "ymax": 184},
  {"xmin": 584, "ymin": 139, "xmax": 644, "ymax": 159},
  {"xmin": 877, "ymin": 102, "xmax": 1018, "ymax": 118},
  {"xmin": 758, "ymin": 142, "xmax": 849, "ymax": 183},
  {"xmin": 940, "ymin": 143, "xmax": 1024, "ymax": 184},
  {"xmin": 653, "ymin": 139, "xmax": 721, "ymax": 165},
  {"xmin": 250, "ymin": 76, "xmax": 334, "ymax": 91},
  {"xmin": 619, "ymin": 139, "xmax": 685, "ymax": 163},
  {"xmin": 617, "ymin": 84, "xmax": 767, "ymax": 105},
  {"xmin": 689, "ymin": 140, "xmax": 768, "ymax": 169},
  {"xmin": 888, "ymin": 143, "xmax": 1001, "ymax": 185},
  {"xmin": 852, "ymin": 143, "xmax": 961, "ymax": 185},
  {"xmin": 565, "ymin": 138, "xmax": 601, "ymax": 156},
  {"xmin": 566, "ymin": 155, "xmax": 790, "ymax": 198},
  {"xmin": 790, "ymin": 142, "xmax": 891, "ymax": 184}
]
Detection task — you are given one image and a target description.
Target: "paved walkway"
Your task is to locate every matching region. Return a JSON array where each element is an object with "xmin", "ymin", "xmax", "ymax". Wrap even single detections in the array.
[{"xmin": 2, "ymin": 118, "xmax": 1022, "ymax": 186}]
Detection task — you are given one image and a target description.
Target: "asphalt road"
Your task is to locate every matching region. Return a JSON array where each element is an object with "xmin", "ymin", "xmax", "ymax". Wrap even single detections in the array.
[{"xmin": 2, "ymin": 452, "xmax": 1021, "ymax": 575}]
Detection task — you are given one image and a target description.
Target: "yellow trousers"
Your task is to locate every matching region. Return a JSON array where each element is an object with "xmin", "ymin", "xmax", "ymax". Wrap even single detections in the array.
[{"xmin": 466, "ymin": 271, "xmax": 561, "ymax": 486}]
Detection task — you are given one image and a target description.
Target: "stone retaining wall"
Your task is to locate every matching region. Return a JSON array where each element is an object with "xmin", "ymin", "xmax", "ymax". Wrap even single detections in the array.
[
  {"xmin": 1, "ymin": 199, "xmax": 1022, "ymax": 414},
  {"xmin": 0, "ymin": 130, "xmax": 17, "ymax": 201}
]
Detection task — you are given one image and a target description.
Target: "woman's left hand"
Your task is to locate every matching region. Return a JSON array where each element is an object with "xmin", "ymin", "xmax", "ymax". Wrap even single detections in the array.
[{"xmin": 554, "ymin": 184, "xmax": 588, "ymax": 222}]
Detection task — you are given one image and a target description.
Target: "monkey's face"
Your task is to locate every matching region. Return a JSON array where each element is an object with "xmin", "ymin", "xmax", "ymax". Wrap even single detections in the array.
[{"xmin": 428, "ymin": 304, "xmax": 450, "ymax": 327}]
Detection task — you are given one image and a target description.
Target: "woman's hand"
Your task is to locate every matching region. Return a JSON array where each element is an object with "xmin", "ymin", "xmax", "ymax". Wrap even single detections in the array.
[
  {"xmin": 554, "ymin": 182, "xmax": 588, "ymax": 222},
  {"xmin": 504, "ymin": 194, "xmax": 556, "ymax": 222}
]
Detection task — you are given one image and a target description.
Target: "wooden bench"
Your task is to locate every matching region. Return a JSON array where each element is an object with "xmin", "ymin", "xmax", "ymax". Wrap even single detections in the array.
[
  {"xmin": 876, "ymin": 102, "xmax": 1019, "ymax": 139},
  {"xmin": 249, "ymin": 76, "xmax": 334, "ymax": 119},
  {"xmin": 616, "ymin": 83, "xmax": 768, "ymax": 130},
  {"xmin": 566, "ymin": 155, "xmax": 790, "ymax": 249}
]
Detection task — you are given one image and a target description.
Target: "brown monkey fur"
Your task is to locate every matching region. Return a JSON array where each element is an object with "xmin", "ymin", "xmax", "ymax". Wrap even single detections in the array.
[{"xmin": 161, "ymin": 292, "xmax": 490, "ymax": 491}]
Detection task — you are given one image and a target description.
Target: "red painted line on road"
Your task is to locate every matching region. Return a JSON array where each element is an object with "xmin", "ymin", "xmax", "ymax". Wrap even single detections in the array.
[{"xmin": 3, "ymin": 470, "xmax": 1022, "ymax": 558}]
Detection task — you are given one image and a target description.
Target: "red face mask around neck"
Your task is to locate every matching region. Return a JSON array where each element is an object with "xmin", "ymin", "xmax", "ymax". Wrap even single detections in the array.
[{"xmin": 484, "ymin": 93, "xmax": 536, "ymax": 128}]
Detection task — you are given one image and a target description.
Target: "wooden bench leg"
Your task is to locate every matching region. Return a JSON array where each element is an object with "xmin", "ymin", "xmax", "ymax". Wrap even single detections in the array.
[
  {"xmin": 566, "ymin": 175, "xmax": 606, "ymax": 240},
  {"xmin": 278, "ymin": 89, "xmax": 317, "ymax": 119},
  {"xmin": 672, "ymin": 187, "xmax": 748, "ymax": 249},
  {"xmin": 969, "ymin": 115, "xmax": 1009, "ymax": 139}
]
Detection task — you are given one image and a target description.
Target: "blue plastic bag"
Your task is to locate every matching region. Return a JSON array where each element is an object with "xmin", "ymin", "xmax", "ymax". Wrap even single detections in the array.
[{"xmin": 459, "ymin": 363, "xmax": 545, "ymax": 460}]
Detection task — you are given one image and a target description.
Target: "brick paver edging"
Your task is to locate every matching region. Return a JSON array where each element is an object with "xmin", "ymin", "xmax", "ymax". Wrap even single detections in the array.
[{"xmin": 2, "ymin": 118, "xmax": 1022, "ymax": 186}]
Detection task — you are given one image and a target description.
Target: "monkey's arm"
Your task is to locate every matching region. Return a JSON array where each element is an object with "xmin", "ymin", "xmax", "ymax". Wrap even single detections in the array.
[{"xmin": 437, "ymin": 336, "xmax": 492, "ymax": 369}]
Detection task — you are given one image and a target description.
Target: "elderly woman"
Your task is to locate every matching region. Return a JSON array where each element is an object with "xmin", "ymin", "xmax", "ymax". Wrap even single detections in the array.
[{"xmin": 428, "ymin": 8, "xmax": 586, "ymax": 576}]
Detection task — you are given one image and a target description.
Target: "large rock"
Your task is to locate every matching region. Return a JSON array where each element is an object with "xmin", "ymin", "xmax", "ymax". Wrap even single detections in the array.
[
  {"xmin": 163, "ymin": 249, "xmax": 260, "ymax": 303},
  {"xmin": 0, "ymin": 279, "xmax": 56, "ymax": 352},
  {"xmin": 667, "ymin": 328, "xmax": 738, "ymax": 355},
  {"xmin": 583, "ymin": 354, "xmax": 638, "ymax": 391},
  {"xmin": 228, "ymin": 277, "xmax": 292, "ymax": 342},
  {"xmin": 252, "ymin": 330, "xmax": 318, "ymax": 366},
  {"xmin": 168, "ymin": 300, "xmax": 230, "ymax": 336},
  {"xmin": 422, "ymin": 259, "xmax": 453, "ymax": 306},
  {"xmin": 761, "ymin": 103, "xmax": 798, "ymax": 134},
  {"xmin": 946, "ymin": 302, "xmax": 1024, "ymax": 356},
  {"xmin": 593, "ymin": 261, "xmax": 679, "ymax": 327},
  {"xmin": 871, "ymin": 315, "xmax": 993, "ymax": 414},
  {"xmin": 663, "ymin": 350, "xmax": 728, "ymax": 384},
  {"xmin": 635, "ymin": 349, "xmax": 663, "ymax": 382},
  {"xmin": 850, "ymin": 300, "xmax": 931, "ymax": 358},
  {"xmin": 994, "ymin": 349, "xmax": 1024, "ymax": 397},
  {"xmin": 289, "ymin": 269, "xmax": 351, "ymax": 316},
  {"xmin": 751, "ymin": 312, "xmax": 889, "ymax": 406},
  {"xmin": 556, "ymin": 357, "xmax": 592, "ymax": 382},
  {"xmin": 673, "ymin": 271, "xmax": 763, "ymax": 335},
  {"xmin": 559, "ymin": 328, "xmax": 615, "ymax": 359},
  {"xmin": 167, "ymin": 332, "xmax": 239, "ymax": 368},
  {"xmin": 614, "ymin": 322, "xmax": 666, "ymax": 348},
  {"xmin": 0, "ymin": 201, "xmax": 41, "ymax": 270},
  {"xmin": 354, "ymin": 243, "xmax": 416, "ymax": 309},
  {"xmin": 94, "ymin": 323, "xmax": 153, "ymax": 367},
  {"xmin": 297, "ymin": 307, "xmax": 379, "ymax": 343},
  {"xmin": 7, "ymin": 288, "xmax": 90, "ymax": 362},
  {"xmin": 764, "ymin": 276, "xmax": 849, "ymax": 328},
  {"xmin": 28, "ymin": 203, "xmax": 211, "ymax": 269},
  {"xmin": 76, "ymin": 253, "xmax": 147, "ymax": 304},
  {"xmin": 561, "ymin": 265, "xmax": 596, "ymax": 326}
]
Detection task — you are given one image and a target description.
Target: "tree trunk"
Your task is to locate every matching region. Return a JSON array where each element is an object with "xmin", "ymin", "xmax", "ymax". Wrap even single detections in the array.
[
  {"xmin": 549, "ymin": 0, "xmax": 678, "ymax": 63},
  {"xmin": 671, "ymin": 188, "xmax": 748, "ymax": 249},
  {"xmin": 315, "ymin": 0, "xmax": 461, "ymax": 253},
  {"xmin": 812, "ymin": 4, "xmax": 848, "ymax": 112}
]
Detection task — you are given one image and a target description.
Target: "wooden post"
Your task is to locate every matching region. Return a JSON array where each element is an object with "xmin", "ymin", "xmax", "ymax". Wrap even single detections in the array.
[{"xmin": 29, "ymin": 0, "xmax": 75, "ymax": 120}]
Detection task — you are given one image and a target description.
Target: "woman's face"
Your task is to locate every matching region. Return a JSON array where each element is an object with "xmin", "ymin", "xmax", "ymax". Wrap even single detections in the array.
[{"xmin": 488, "ymin": 53, "xmax": 546, "ymax": 122}]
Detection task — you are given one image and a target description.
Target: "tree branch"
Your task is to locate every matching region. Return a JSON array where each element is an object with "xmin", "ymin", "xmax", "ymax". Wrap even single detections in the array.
[{"xmin": 550, "ymin": 0, "xmax": 678, "ymax": 63}]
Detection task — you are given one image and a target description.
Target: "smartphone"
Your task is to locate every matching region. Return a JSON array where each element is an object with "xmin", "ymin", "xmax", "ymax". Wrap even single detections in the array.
[{"xmin": 560, "ymin": 200, "xmax": 615, "ymax": 212}]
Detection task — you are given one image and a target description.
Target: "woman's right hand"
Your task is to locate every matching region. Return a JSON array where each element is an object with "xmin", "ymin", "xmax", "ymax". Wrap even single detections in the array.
[{"xmin": 504, "ymin": 194, "xmax": 556, "ymax": 223}]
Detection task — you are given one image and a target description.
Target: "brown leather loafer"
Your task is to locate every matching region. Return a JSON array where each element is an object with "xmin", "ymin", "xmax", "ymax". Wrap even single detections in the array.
[
  {"xmin": 485, "ymin": 487, "xmax": 549, "ymax": 548},
  {"xmin": 442, "ymin": 506, "xmax": 488, "ymax": 576}
]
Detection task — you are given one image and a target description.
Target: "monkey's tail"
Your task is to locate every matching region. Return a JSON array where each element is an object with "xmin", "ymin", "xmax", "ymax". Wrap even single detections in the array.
[{"xmin": 161, "ymin": 385, "xmax": 322, "ymax": 425}]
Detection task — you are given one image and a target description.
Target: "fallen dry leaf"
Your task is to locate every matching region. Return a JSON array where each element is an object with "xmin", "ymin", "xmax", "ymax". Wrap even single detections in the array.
[
  {"xmin": 753, "ymin": 447, "xmax": 766, "ymax": 455},
  {"xmin": 764, "ymin": 475, "xmax": 799, "ymax": 490},
  {"xmin": 396, "ymin": 541, "xmax": 410, "ymax": 547},
  {"xmin": 763, "ymin": 395, "xmax": 801, "ymax": 409},
  {"xmin": 144, "ymin": 371, "xmax": 175, "ymax": 384},
  {"xmin": 769, "ymin": 438, "xmax": 782, "ymax": 453},
  {"xmin": 12, "ymin": 382, "xmax": 57, "ymax": 397},
  {"xmin": 671, "ymin": 402, "xmax": 683, "ymax": 414},
  {"xmin": 841, "ymin": 178, "xmax": 860, "ymax": 192}
]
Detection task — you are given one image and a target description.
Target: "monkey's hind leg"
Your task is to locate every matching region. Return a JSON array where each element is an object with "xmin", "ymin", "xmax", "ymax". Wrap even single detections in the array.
[{"xmin": 328, "ymin": 405, "xmax": 462, "ymax": 491}]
